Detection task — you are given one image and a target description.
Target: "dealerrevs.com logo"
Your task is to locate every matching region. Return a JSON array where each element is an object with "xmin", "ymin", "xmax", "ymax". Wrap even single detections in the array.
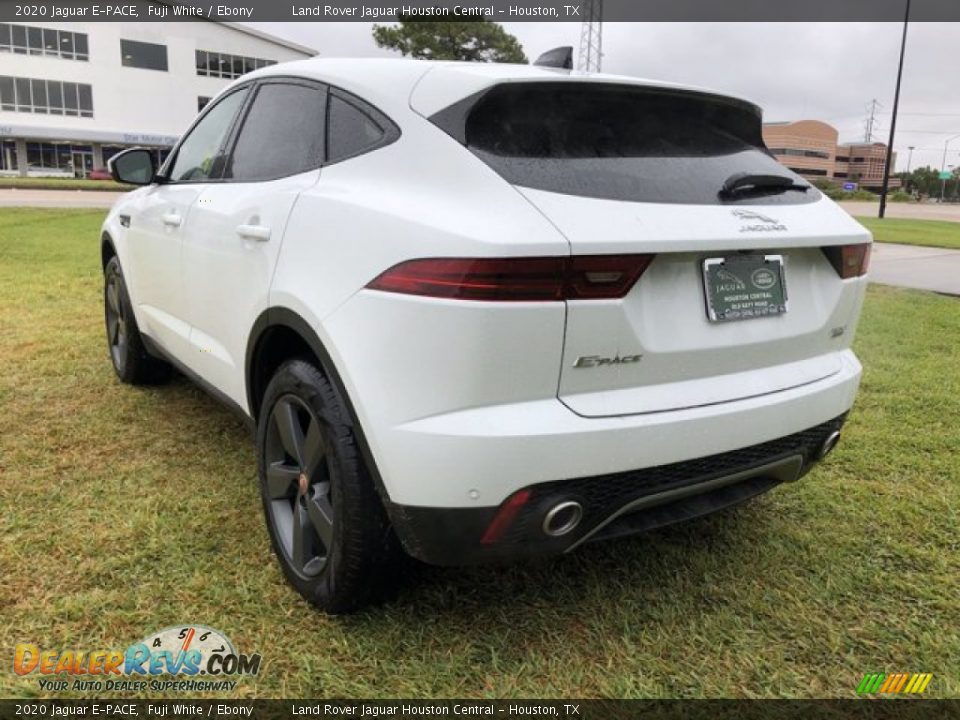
[{"xmin": 14, "ymin": 625, "xmax": 262, "ymax": 693}]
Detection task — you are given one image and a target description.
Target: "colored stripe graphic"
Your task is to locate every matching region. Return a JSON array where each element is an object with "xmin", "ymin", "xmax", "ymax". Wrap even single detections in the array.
[
  {"xmin": 857, "ymin": 672, "xmax": 932, "ymax": 694},
  {"xmin": 857, "ymin": 673, "xmax": 878, "ymax": 693},
  {"xmin": 893, "ymin": 674, "xmax": 909, "ymax": 693}
]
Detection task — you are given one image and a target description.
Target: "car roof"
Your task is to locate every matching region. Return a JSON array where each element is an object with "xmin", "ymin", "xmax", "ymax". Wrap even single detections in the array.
[{"xmin": 241, "ymin": 57, "xmax": 759, "ymax": 121}]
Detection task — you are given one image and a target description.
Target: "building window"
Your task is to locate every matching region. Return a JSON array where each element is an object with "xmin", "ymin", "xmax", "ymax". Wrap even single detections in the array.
[
  {"xmin": 198, "ymin": 96, "xmax": 211, "ymax": 112},
  {"xmin": 0, "ymin": 139, "xmax": 17, "ymax": 172},
  {"xmin": 851, "ymin": 157, "xmax": 866, "ymax": 163},
  {"xmin": 836, "ymin": 156, "xmax": 849, "ymax": 162},
  {"xmin": 771, "ymin": 147, "xmax": 830, "ymax": 159},
  {"xmin": 788, "ymin": 167, "xmax": 827, "ymax": 176},
  {"xmin": 834, "ymin": 172, "xmax": 848, "ymax": 178},
  {"xmin": 0, "ymin": 75, "xmax": 93, "ymax": 117},
  {"xmin": 196, "ymin": 49, "xmax": 276, "ymax": 79},
  {"xmin": 0, "ymin": 75, "xmax": 14, "ymax": 111},
  {"xmin": 25, "ymin": 142, "xmax": 73, "ymax": 174},
  {"xmin": 0, "ymin": 23, "xmax": 89, "ymax": 61},
  {"xmin": 120, "ymin": 39, "xmax": 168, "ymax": 71},
  {"xmin": 102, "ymin": 145, "xmax": 126, "ymax": 164}
]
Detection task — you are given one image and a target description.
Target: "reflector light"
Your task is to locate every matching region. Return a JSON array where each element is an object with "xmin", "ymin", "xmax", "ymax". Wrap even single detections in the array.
[
  {"xmin": 366, "ymin": 255, "xmax": 654, "ymax": 301},
  {"xmin": 822, "ymin": 244, "xmax": 871, "ymax": 279},
  {"xmin": 480, "ymin": 489, "xmax": 532, "ymax": 545}
]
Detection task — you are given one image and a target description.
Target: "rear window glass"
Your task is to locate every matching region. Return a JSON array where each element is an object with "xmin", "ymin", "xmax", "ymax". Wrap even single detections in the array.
[{"xmin": 443, "ymin": 83, "xmax": 817, "ymax": 206}]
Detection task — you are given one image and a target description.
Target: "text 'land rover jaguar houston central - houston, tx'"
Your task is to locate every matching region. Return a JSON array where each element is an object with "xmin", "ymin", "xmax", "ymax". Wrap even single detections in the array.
[{"xmin": 102, "ymin": 58, "xmax": 870, "ymax": 612}]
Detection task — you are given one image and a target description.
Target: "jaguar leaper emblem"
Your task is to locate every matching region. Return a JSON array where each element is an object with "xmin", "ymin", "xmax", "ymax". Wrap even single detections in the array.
[{"xmin": 731, "ymin": 209, "xmax": 787, "ymax": 232}]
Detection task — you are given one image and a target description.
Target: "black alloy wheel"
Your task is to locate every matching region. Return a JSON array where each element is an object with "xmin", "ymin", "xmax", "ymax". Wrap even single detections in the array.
[
  {"xmin": 256, "ymin": 358, "xmax": 400, "ymax": 612},
  {"xmin": 263, "ymin": 394, "xmax": 335, "ymax": 578}
]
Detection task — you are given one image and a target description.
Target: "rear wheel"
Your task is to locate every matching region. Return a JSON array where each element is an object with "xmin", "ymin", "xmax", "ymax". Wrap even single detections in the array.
[
  {"xmin": 103, "ymin": 256, "xmax": 171, "ymax": 384},
  {"xmin": 257, "ymin": 359, "xmax": 398, "ymax": 613}
]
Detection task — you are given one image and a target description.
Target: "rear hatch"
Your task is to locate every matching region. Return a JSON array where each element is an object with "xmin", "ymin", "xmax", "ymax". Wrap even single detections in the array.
[{"xmin": 423, "ymin": 76, "xmax": 871, "ymax": 417}]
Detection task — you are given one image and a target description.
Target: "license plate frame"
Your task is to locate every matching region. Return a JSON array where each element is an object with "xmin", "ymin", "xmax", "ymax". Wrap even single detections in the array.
[{"xmin": 702, "ymin": 254, "xmax": 788, "ymax": 323}]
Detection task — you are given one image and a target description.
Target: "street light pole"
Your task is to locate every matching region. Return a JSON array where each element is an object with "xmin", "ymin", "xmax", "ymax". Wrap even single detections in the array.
[
  {"xmin": 879, "ymin": 0, "xmax": 910, "ymax": 219},
  {"xmin": 905, "ymin": 145, "xmax": 915, "ymax": 193}
]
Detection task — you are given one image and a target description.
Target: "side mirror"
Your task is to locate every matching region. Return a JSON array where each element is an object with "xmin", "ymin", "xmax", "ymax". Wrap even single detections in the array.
[{"xmin": 109, "ymin": 148, "xmax": 156, "ymax": 186}]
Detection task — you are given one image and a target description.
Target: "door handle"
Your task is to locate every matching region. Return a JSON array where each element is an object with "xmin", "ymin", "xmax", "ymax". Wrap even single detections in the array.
[
  {"xmin": 236, "ymin": 224, "xmax": 271, "ymax": 242},
  {"xmin": 162, "ymin": 212, "xmax": 182, "ymax": 228}
]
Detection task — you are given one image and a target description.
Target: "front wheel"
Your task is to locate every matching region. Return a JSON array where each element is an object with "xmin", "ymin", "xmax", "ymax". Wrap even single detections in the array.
[
  {"xmin": 256, "ymin": 359, "xmax": 399, "ymax": 613},
  {"xmin": 103, "ymin": 256, "xmax": 171, "ymax": 384}
]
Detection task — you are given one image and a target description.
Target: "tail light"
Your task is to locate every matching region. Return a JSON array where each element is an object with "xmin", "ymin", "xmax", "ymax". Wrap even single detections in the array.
[
  {"xmin": 366, "ymin": 255, "xmax": 654, "ymax": 301},
  {"xmin": 822, "ymin": 244, "xmax": 871, "ymax": 279}
]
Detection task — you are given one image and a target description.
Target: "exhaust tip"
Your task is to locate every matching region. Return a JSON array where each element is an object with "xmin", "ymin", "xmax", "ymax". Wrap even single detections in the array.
[
  {"xmin": 818, "ymin": 430, "xmax": 841, "ymax": 460},
  {"xmin": 542, "ymin": 500, "xmax": 583, "ymax": 537}
]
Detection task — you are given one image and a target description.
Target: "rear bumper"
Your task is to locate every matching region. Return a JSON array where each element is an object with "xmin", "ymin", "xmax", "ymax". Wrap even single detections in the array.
[
  {"xmin": 390, "ymin": 413, "xmax": 847, "ymax": 565},
  {"xmin": 375, "ymin": 349, "xmax": 861, "ymax": 508}
]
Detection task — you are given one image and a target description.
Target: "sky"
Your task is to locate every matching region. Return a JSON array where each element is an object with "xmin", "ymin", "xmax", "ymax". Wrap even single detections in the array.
[{"xmin": 247, "ymin": 21, "xmax": 960, "ymax": 173}]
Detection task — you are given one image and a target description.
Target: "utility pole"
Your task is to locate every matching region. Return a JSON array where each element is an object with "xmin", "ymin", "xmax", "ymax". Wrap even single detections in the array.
[
  {"xmin": 577, "ymin": 0, "xmax": 603, "ymax": 72},
  {"xmin": 878, "ymin": 0, "xmax": 909, "ymax": 219}
]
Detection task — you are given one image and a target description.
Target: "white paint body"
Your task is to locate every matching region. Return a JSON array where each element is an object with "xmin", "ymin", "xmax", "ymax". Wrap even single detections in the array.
[{"xmin": 102, "ymin": 58, "xmax": 870, "ymax": 511}]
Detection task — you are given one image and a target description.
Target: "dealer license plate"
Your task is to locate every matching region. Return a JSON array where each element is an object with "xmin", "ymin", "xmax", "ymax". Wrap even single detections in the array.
[{"xmin": 702, "ymin": 254, "xmax": 787, "ymax": 323}]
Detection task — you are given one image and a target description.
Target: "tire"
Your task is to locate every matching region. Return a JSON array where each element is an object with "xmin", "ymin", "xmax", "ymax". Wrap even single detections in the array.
[
  {"xmin": 103, "ymin": 256, "xmax": 171, "ymax": 385},
  {"xmin": 256, "ymin": 358, "xmax": 399, "ymax": 613}
]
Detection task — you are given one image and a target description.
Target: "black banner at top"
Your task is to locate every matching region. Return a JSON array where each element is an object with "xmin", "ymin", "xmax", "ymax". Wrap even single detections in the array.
[{"xmin": 0, "ymin": 0, "xmax": 958, "ymax": 23}]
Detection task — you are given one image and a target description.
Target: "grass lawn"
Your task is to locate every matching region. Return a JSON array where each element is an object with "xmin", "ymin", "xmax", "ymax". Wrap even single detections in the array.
[
  {"xmin": 0, "ymin": 208, "xmax": 957, "ymax": 699},
  {"xmin": 856, "ymin": 217, "xmax": 960, "ymax": 250},
  {"xmin": 0, "ymin": 176, "xmax": 133, "ymax": 192}
]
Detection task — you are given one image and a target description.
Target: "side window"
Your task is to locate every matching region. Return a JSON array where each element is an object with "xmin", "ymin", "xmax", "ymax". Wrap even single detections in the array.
[
  {"xmin": 226, "ymin": 82, "xmax": 326, "ymax": 181},
  {"xmin": 326, "ymin": 93, "xmax": 390, "ymax": 164},
  {"xmin": 168, "ymin": 88, "xmax": 247, "ymax": 182}
]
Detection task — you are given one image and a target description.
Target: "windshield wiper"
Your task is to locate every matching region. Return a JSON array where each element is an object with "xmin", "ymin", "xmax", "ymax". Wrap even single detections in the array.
[{"xmin": 719, "ymin": 172, "xmax": 809, "ymax": 198}]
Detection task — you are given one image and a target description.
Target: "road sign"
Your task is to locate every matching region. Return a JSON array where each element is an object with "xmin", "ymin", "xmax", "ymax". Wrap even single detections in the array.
[
  {"xmin": 842, "ymin": 182, "xmax": 858, "ymax": 191},
  {"xmin": 939, "ymin": 171, "xmax": 952, "ymax": 180}
]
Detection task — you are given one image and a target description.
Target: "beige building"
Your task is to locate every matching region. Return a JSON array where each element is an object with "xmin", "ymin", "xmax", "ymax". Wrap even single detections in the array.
[{"xmin": 762, "ymin": 120, "xmax": 899, "ymax": 190}]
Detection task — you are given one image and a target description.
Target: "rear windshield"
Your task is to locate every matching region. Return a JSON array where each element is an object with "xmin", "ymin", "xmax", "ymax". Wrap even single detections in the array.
[{"xmin": 433, "ymin": 82, "xmax": 817, "ymax": 206}]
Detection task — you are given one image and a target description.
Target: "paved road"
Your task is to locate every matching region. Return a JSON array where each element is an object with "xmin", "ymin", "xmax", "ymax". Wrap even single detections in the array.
[
  {"xmin": 840, "ymin": 201, "xmax": 960, "ymax": 223},
  {"xmin": 4, "ymin": 190, "xmax": 959, "ymax": 220},
  {"xmin": 870, "ymin": 242, "xmax": 960, "ymax": 296},
  {"xmin": 0, "ymin": 188, "xmax": 123, "ymax": 208}
]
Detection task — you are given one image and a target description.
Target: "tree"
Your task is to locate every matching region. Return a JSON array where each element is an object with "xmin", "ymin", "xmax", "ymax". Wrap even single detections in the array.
[
  {"xmin": 901, "ymin": 166, "xmax": 943, "ymax": 198},
  {"xmin": 373, "ymin": 16, "xmax": 527, "ymax": 63}
]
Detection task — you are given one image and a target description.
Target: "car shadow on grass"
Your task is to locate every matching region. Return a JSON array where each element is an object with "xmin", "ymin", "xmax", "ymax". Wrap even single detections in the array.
[{"xmin": 160, "ymin": 369, "xmax": 774, "ymax": 634}]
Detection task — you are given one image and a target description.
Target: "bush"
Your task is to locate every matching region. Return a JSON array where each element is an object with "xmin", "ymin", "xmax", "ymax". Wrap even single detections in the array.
[{"xmin": 888, "ymin": 191, "xmax": 915, "ymax": 203}]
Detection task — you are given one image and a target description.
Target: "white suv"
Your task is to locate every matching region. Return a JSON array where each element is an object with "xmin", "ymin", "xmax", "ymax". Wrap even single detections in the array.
[{"xmin": 102, "ymin": 58, "xmax": 870, "ymax": 612}]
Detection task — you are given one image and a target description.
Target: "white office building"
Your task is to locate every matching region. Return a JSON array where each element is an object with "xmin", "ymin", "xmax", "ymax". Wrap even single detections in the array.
[{"xmin": 0, "ymin": 21, "xmax": 314, "ymax": 177}]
